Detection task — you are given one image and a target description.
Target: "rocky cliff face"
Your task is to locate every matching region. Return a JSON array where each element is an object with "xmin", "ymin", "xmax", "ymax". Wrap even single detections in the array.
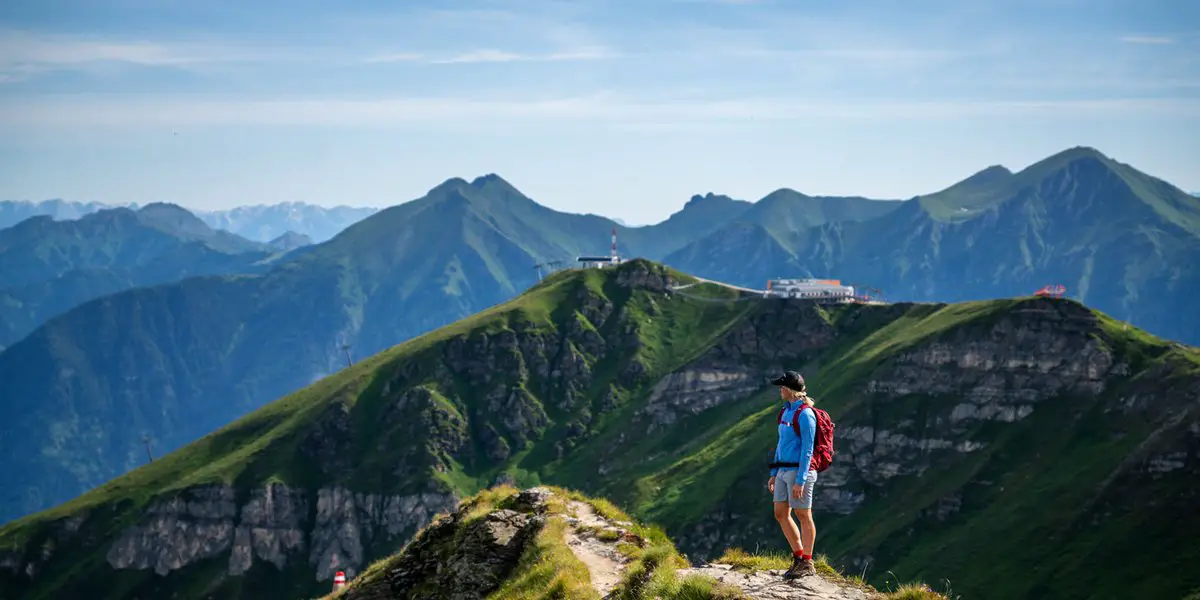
[
  {"xmin": 17, "ymin": 483, "xmax": 458, "ymax": 585},
  {"xmin": 8, "ymin": 481, "xmax": 443, "ymax": 595}
]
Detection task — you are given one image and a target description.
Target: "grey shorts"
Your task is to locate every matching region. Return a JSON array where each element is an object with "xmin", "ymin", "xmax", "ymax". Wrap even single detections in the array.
[{"xmin": 772, "ymin": 469, "xmax": 817, "ymax": 509}]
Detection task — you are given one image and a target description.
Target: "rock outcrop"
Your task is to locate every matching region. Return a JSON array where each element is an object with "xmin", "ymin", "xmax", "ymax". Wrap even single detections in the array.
[
  {"xmin": 637, "ymin": 367, "xmax": 763, "ymax": 432},
  {"xmin": 339, "ymin": 488, "xmax": 554, "ymax": 600},
  {"xmin": 107, "ymin": 484, "xmax": 239, "ymax": 576},
  {"xmin": 678, "ymin": 563, "xmax": 876, "ymax": 600},
  {"xmin": 104, "ymin": 483, "xmax": 455, "ymax": 581},
  {"xmin": 384, "ymin": 508, "xmax": 541, "ymax": 600}
]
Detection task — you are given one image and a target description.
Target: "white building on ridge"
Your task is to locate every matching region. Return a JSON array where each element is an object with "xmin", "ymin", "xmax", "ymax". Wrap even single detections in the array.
[{"xmin": 765, "ymin": 278, "xmax": 857, "ymax": 302}]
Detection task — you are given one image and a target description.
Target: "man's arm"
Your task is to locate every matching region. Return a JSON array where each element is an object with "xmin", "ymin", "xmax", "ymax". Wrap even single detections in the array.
[
  {"xmin": 797, "ymin": 409, "xmax": 816, "ymax": 481},
  {"xmin": 770, "ymin": 445, "xmax": 779, "ymax": 477}
]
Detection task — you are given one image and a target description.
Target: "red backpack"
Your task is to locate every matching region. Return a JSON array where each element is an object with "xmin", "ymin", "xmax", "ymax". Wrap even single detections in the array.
[{"xmin": 775, "ymin": 403, "xmax": 836, "ymax": 472}]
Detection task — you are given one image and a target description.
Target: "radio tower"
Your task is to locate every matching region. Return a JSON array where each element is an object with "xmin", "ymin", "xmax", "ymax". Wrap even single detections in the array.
[{"xmin": 142, "ymin": 435, "xmax": 155, "ymax": 463}]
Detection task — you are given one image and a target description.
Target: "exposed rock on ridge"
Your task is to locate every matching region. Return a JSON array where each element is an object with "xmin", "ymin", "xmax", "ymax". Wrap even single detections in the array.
[
  {"xmin": 339, "ymin": 488, "xmax": 554, "ymax": 600},
  {"xmin": 104, "ymin": 483, "xmax": 455, "ymax": 581}
]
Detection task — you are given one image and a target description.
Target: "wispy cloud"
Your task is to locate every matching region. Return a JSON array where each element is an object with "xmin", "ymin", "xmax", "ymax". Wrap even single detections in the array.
[
  {"xmin": 0, "ymin": 30, "xmax": 208, "ymax": 67},
  {"xmin": 5, "ymin": 93, "xmax": 1195, "ymax": 130},
  {"xmin": 1120, "ymin": 35, "xmax": 1175, "ymax": 45},
  {"xmin": 0, "ymin": 28, "xmax": 282, "ymax": 83},
  {"xmin": 365, "ymin": 46, "xmax": 616, "ymax": 64}
]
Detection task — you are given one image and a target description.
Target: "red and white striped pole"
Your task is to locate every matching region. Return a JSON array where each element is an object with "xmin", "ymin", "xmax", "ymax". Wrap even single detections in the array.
[{"xmin": 333, "ymin": 571, "xmax": 347, "ymax": 592}]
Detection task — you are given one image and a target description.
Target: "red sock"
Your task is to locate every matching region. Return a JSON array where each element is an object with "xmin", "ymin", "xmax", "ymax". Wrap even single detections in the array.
[
  {"xmin": 793, "ymin": 549, "xmax": 804, "ymax": 558},
  {"xmin": 803, "ymin": 553, "xmax": 812, "ymax": 560}
]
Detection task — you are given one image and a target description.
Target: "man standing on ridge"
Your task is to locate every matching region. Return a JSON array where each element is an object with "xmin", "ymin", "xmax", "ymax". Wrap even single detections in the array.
[{"xmin": 768, "ymin": 370, "xmax": 818, "ymax": 579}]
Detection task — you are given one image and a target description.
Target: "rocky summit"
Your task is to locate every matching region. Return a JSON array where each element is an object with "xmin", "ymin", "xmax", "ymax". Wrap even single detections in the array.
[{"xmin": 1, "ymin": 260, "xmax": 1197, "ymax": 600}]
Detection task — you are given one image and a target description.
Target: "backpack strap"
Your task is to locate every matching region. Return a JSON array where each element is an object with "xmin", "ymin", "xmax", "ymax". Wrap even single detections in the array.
[{"xmin": 791, "ymin": 405, "xmax": 807, "ymax": 437}]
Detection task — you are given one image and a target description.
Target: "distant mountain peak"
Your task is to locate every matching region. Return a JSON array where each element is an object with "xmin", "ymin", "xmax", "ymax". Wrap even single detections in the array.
[
  {"xmin": 972, "ymin": 164, "xmax": 1014, "ymax": 179},
  {"xmin": 139, "ymin": 201, "xmax": 196, "ymax": 217},
  {"xmin": 1019, "ymin": 146, "xmax": 1116, "ymax": 178},
  {"xmin": 1055, "ymin": 145, "xmax": 1110, "ymax": 160},
  {"xmin": 268, "ymin": 231, "xmax": 313, "ymax": 251},
  {"xmin": 136, "ymin": 202, "xmax": 211, "ymax": 232},
  {"xmin": 759, "ymin": 188, "xmax": 808, "ymax": 204},
  {"xmin": 431, "ymin": 177, "xmax": 470, "ymax": 193},
  {"xmin": 684, "ymin": 192, "xmax": 738, "ymax": 207},
  {"xmin": 469, "ymin": 173, "xmax": 511, "ymax": 188}
]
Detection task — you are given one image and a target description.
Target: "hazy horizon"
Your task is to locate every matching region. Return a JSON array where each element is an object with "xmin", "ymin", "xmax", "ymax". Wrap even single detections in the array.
[
  {"xmin": 3, "ymin": 144, "xmax": 1198, "ymax": 227},
  {"xmin": 1, "ymin": 0, "xmax": 1196, "ymax": 224}
]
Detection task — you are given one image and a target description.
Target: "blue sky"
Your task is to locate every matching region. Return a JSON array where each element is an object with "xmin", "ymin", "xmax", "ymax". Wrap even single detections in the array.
[{"xmin": 0, "ymin": 0, "xmax": 1196, "ymax": 224}]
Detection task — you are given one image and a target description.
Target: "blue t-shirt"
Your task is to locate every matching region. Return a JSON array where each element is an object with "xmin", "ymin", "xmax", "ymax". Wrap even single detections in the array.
[{"xmin": 770, "ymin": 400, "xmax": 816, "ymax": 480}]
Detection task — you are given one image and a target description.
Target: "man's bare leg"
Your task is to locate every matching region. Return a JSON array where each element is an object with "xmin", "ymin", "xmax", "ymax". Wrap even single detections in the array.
[
  {"xmin": 773, "ymin": 501, "xmax": 802, "ymax": 552},
  {"xmin": 793, "ymin": 507, "xmax": 816, "ymax": 557}
]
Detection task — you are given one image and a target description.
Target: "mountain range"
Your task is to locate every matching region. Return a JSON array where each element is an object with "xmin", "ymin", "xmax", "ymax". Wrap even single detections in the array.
[
  {"xmin": 0, "ymin": 199, "xmax": 123, "ymax": 228},
  {"xmin": 0, "ymin": 203, "xmax": 288, "ymax": 350},
  {"xmin": 0, "ymin": 145, "xmax": 1196, "ymax": 529},
  {"xmin": 1, "ymin": 260, "xmax": 1196, "ymax": 600},
  {"xmin": 0, "ymin": 176, "xmax": 893, "ymax": 524},
  {"xmin": 191, "ymin": 202, "xmax": 379, "ymax": 243},
  {"xmin": 0, "ymin": 199, "xmax": 378, "ymax": 243},
  {"xmin": 663, "ymin": 148, "xmax": 1200, "ymax": 344}
]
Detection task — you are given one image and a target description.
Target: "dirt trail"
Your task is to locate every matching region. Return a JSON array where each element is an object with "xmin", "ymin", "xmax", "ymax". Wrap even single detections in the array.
[
  {"xmin": 558, "ymin": 499, "xmax": 876, "ymax": 600},
  {"xmin": 562, "ymin": 500, "xmax": 632, "ymax": 598}
]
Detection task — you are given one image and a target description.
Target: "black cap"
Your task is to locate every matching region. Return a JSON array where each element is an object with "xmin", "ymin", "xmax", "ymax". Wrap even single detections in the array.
[{"xmin": 771, "ymin": 370, "xmax": 805, "ymax": 392}]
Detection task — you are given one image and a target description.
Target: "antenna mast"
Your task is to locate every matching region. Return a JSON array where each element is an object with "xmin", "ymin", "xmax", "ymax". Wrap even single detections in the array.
[{"xmin": 142, "ymin": 435, "xmax": 155, "ymax": 463}]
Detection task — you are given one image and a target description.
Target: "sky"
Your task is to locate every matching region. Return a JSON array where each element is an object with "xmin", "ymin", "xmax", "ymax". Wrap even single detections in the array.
[{"xmin": 0, "ymin": 0, "xmax": 1197, "ymax": 225}]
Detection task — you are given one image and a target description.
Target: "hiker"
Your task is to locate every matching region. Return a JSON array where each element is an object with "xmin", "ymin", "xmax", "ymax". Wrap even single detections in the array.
[{"xmin": 768, "ymin": 370, "xmax": 819, "ymax": 579}]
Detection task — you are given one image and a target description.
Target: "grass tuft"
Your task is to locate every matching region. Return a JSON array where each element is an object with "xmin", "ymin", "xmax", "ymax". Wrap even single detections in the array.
[
  {"xmin": 712, "ymin": 547, "xmax": 790, "ymax": 572},
  {"xmin": 881, "ymin": 582, "xmax": 956, "ymax": 600}
]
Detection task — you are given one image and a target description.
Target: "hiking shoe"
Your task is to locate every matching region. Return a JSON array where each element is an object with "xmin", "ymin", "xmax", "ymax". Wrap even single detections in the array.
[
  {"xmin": 782, "ymin": 556, "xmax": 804, "ymax": 580},
  {"xmin": 796, "ymin": 557, "xmax": 817, "ymax": 577}
]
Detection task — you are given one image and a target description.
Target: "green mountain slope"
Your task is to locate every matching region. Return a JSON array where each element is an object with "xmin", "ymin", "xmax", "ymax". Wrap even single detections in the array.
[
  {"xmin": 742, "ymin": 189, "xmax": 900, "ymax": 239},
  {"xmin": 2, "ymin": 260, "xmax": 1196, "ymax": 600},
  {"xmin": 665, "ymin": 146, "xmax": 1200, "ymax": 345},
  {"xmin": 663, "ymin": 189, "xmax": 900, "ymax": 280},
  {"xmin": 0, "ymin": 203, "xmax": 277, "ymax": 349}
]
